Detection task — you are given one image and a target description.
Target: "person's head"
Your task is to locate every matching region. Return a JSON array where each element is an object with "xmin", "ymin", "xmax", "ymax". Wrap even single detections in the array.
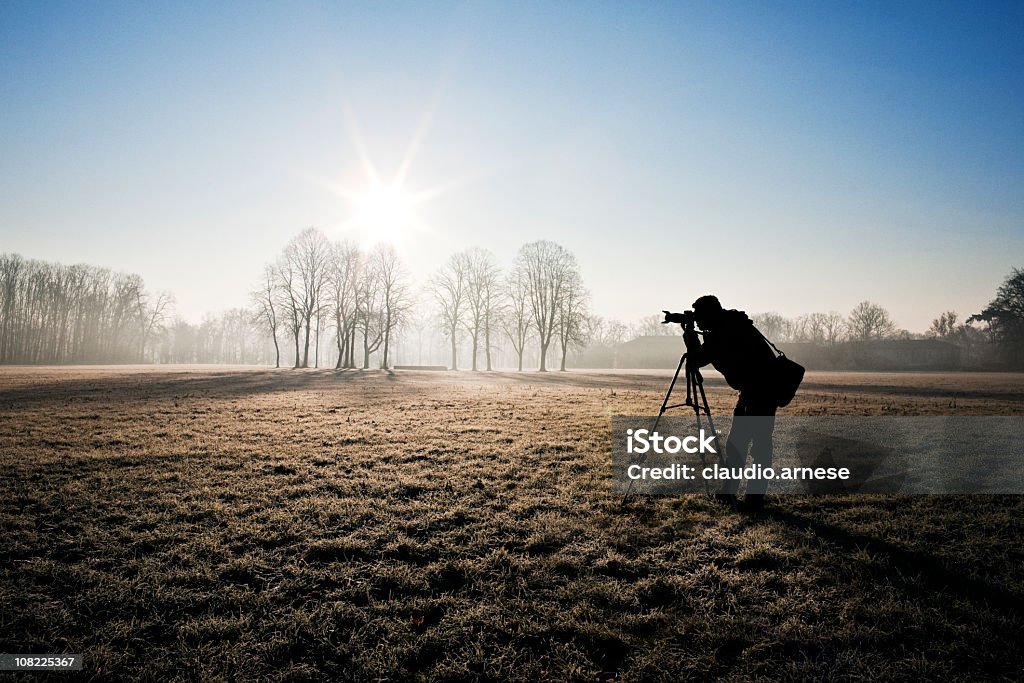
[{"xmin": 691, "ymin": 295, "xmax": 724, "ymax": 330}]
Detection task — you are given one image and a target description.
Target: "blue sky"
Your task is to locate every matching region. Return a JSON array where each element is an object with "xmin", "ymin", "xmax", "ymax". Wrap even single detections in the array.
[{"xmin": 1, "ymin": 1, "xmax": 1021, "ymax": 330}]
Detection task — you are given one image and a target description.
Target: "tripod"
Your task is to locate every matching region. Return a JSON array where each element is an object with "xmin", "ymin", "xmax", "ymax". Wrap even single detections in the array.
[{"xmin": 620, "ymin": 326, "xmax": 725, "ymax": 506}]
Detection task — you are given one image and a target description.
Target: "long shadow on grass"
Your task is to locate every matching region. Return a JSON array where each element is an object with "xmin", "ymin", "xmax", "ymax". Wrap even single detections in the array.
[
  {"xmin": 763, "ymin": 506, "xmax": 1024, "ymax": 617},
  {"xmin": 0, "ymin": 369, "xmax": 390, "ymax": 406},
  {"xmin": 0, "ymin": 368, "xmax": 721, "ymax": 410}
]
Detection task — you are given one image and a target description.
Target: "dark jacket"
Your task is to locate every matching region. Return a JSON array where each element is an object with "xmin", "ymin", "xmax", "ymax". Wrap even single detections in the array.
[{"xmin": 688, "ymin": 309, "xmax": 776, "ymax": 392}]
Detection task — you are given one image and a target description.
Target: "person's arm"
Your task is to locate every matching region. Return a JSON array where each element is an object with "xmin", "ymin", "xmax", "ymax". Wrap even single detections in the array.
[{"xmin": 684, "ymin": 329, "xmax": 711, "ymax": 367}]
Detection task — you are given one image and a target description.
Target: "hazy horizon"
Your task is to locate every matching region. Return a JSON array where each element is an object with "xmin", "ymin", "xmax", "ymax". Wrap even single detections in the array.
[{"xmin": 2, "ymin": 2, "xmax": 1022, "ymax": 331}]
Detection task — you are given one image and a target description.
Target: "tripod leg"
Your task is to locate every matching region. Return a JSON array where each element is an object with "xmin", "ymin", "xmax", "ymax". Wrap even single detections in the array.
[
  {"xmin": 620, "ymin": 353, "xmax": 687, "ymax": 506},
  {"xmin": 684, "ymin": 356, "xmax": 693, "ymax": 407},
  {"xmin": 687, "ymin": 365, "xmax": 711, "ymax": 494},
  {"xmin": 696, "ymin": 380, "xmax": 725, "ymax": 467},
  {"xmin": 652, "ymin": 352, "xmax": 686, "ymax": 433}
]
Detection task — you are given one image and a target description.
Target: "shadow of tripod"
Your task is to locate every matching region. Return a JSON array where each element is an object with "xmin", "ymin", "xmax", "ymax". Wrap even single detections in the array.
[{"xmin": 621, "ymin": 323, "xmax": 725, "ymax": 506}]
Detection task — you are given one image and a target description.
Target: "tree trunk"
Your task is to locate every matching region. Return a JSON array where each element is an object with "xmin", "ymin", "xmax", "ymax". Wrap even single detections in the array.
[
  {"xmin": 560, "ymin": 343, "xmax": 568, "ymax": 371},
  {"xmin": 302, "ymin": 319, "xmax": 311, "ymax": 367},
  {"xmin": 450, "ymin": 337, "xmax": 457, "ymax": 370},
  {"xmin": 485, "ymin": 325, "xmax": 492, "ymax": 371},
  {"xmin": 539, "ymin": 339, "xmax": 548, "ymax": 371},
  {"xmin": 517, "ymin": 350, "xmax": 523, "ymax": 372},
  {"xmin": 471, "ymin": 334, "xmax": 478, "ymax": 371},
  {"xmin": 273, "ymin": 334, "xmax": 280, "ymax": 368},
  {"xmin": 293, "ymin": 330, "xmax": 301, "ymax": 369},
  {"xmin": 381, "ymin": 313, "xmax": 391, "ymax": 369}
]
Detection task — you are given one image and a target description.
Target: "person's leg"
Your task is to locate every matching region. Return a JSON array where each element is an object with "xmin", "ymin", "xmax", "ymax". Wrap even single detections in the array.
[
  {"xmin": 742, "ymin": 392, "xmax": 778, "ymax": 497},
  {"xmin": 720, "ymin": 394, "xmax": 753, "ymax": 496}
]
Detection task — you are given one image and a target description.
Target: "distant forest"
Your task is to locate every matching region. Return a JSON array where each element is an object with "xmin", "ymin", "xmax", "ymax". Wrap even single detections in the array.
[{"xmin": 1, "ymin": 240, "xmax": 1021, "ymax": 370}]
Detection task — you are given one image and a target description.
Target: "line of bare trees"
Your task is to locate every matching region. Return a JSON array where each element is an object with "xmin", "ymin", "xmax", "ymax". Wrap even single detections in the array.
[
  {"xmin": 157, "ymin": 309, "xmax": 276, "ymax": 364},
  {"xmin": 251, "ymin": 228, "xmax": 411, "ymax": 369},
  {"xmin": 751, "ymin": 301, "xmax": 972, "ymax": 345},
  {"xmin": 249, "ymin": 233, "xmax": 591, "ymax": 372},
  {"xmin": 429, "ymin": 240, "xmax": 589, "ymax": 372},
  {"xmin": 4, "ymin": 242, "xmax": 1019, "ymax": 371},
  {"xmin": 0, "ymin": 253, "xmax": 172, "ymax": 364}
]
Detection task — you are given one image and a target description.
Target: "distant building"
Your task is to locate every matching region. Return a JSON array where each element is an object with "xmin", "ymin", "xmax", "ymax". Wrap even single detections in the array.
[
  {"xmin": 777, "ymin": 340, "xmax": 961, "ymax": 371},
  {"xmin": 843, "ymin": 339, "xmax": 962, "ymax": 370},
  {"xmin": 617, "ymin": 335, "xmax": 685, "ymax": 368}
]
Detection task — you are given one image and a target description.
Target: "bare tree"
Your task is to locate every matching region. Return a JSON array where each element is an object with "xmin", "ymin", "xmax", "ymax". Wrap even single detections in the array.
[
  {"xmin": 502, "ymin": 264, "xmax": 532, "ymax": 371},
  {"xmin": 847, "ymin": 301, "xmax": 896, "ymax": 340},
  {"xmin": 162, "ymin": 309, "xmax": 276, "ymax": 364},
  {"xmin": 601, "ymin": 319, "xmax": 629, "ymax": 347},
  {"xmin": 929, "ymin": 311, "xmax": 959, "ymax": 338},
  {"xmin": 795, "ymin": 313, "xmax": 821, "ymax": 344},
  {"xmin": 820, "ymin": 311, "xmax": 846, "ymax": 345},
  {"xmin": 313, "ymin": 304, "xmax": 324, "ymax": 368},
  {"xmin": 251, "ymin": 264, "xmax": 282, "ymax": 367},
  {"xmin": 373, "ymin": 244, "xmax": 412, "ymax": 369},
  {"xmin": 430, "ymin": 252, "xmax": 470, "ymax": 370},
  {"xmin": 0, "ymin": 253, "xmax": 169, "ymax": 364},
  {"xmin": 328, "ymin": 241, "xmax": 362, "ymax": 369},
  {"xmin": 632, "ymin": 313, "xmax": 677, "ymax": 337},
  {"xmin": 220, "ymin": 308, "xmax": 254, "ymax": 362},
  {"xmin": 138, "ymin": 290, "xmax": 174, "ymax": 361},
  {"xmin": 0, "ymin": 254, "xmax": 24, "ymax": 361},
  {"xmin": 267, "ymin": 228, "xmax": 333, "ymax": 368},
  {"xmin": 405, "ymin": 311, "xmax": 433, "ymax": 365},
  {"xmin": 356, "ymin": 256, "xmax": 385, "ymax": 369},
  {"xmin": 515, "ymin": 240, "xmax": 578, "ymax": 371},
  {"xmin": 108, "ymin": 273, "xmax": 144, "ymax": 357},
  {"xmin": 580, "ymin": 314, "xmax": 605, "ymax": 348},
  {"xmin": 751, "ymin": 312, "xmax": 792, "ymax": 342},
  {"xmin": 275, "ymin": 252, "xmax": 303, "ymax": 368},
  {"xmin": 480, "ymin": 260, "xmax": 502, "ymax": 371},
  {"xmin": 555, "ymin": 270, "xmax": 588, "ymax": 371},
  {"xmin": 790, "ymin": 315, "xmax": 807, "ymax": 342},
  {"xmin": 292, "ymin": 228, "xmax": 331, "ymax": 368},
  {"xmin": 463, "ymin": 248, "xmax": 502, "ymax": 371}
]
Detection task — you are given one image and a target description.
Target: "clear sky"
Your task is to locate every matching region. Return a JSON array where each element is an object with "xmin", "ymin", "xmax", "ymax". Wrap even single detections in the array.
[{"xmin": 1, "ymin": 1, "xmax": 1021, "ymax": 331}]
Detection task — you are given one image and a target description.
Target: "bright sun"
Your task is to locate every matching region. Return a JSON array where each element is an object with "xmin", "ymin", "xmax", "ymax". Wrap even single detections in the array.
[
  {"xmin": 352, "ymin": 184, "xmax": 416, "ymax": 245},
  {"xmin": 317, "ymin": 105, "xmax": 461, "ymax": 247}
]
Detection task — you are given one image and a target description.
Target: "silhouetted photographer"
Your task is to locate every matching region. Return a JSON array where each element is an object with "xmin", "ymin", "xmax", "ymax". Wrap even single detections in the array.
[{"xmin": 667, "ymin": 295, "xmax": 804, "ymax": 512}]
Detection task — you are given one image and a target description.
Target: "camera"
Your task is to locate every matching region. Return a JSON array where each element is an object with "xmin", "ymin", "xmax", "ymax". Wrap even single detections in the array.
[{"xmin": 662, "ymin": 310, "xmax": 695, "ymax": 327}]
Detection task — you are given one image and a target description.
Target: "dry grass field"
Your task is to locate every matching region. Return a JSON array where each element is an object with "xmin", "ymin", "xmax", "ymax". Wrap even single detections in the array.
[{"xmin": 1, "ymin": 367, "xmax": 1023, "ymax": 681}]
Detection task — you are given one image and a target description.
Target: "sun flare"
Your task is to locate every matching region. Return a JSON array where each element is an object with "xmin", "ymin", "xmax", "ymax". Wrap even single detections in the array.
[
  {"xmin": 314, "ymin": 105, "xmax": 466, "ymax": 247},
  {"xmin": 352, "ymin": 184, "xmax": 417, "ymax": 246}
]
